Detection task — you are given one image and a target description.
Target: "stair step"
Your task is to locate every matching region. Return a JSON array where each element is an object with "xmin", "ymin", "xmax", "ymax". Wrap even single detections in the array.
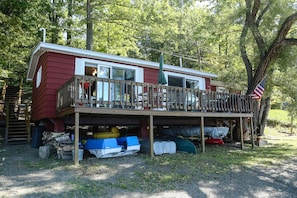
[
  {"xmin": 7, "ymin": 138, "xmax": 29, "ymax": 145},
  {"xmin": 8, "ymin": 126, "xmax": 27, "ymax": 129},
  {"xmin": 7, "ymin": 135, "xmax": 28, "ymax": 140},
  {"xmin": 8, "ymin": 131, "xmax": 28, "ymax": 134},
  {"xmin": 9, "ymin": 126, "xmax": 27, "ymax": 128},
  {"xmin": 3, "ymin": 86, "xmax": 31, "ymax": 145},
  {"xmin": 9, "ymin": 123, "xmax": 27, "ymax": 125},
  {"xmin": 8, "ymin": 130, "xmax": 28, "ymax": 132}
]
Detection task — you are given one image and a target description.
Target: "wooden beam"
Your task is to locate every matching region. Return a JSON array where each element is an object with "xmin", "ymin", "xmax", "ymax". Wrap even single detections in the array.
[
  {"xmin": 149, "ymin": 115, "xmax": 154, "ymax": 157},
  {"xmin": 240, "ymin": 117, "xmax": 244, "ymax": 150},
  {"xmin": 140, "ymin": 118, "xmax": 148, "ymax": 138},
  {"xmin": 58, "ymin": 106, "xmax": 253, "ymax": 119},
  {"xmin": 201, "ymin": 116, "xmax": 205, "ymax": 154},
  {"xmin": 74, "ymin": 112, "xmax": 79, "ymax": 165}
]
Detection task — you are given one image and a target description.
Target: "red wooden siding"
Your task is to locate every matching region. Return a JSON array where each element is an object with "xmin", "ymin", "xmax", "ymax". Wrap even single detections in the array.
[
  {"xmin": 205, "ymin": 78, "xmax": 211, "ymax": 90},
  {"xmin": 210, "ymin": 85, "xmax": 216, "ymax": 91},
  {"xmin": 31, "ymin": 51, "xmax": 212, "ymax": 123},
  {"xmin": 31, "ymin": 53, "xmax": 47, "ymax": 122},
  {"xmin": 144, "ymin": 67, "xmax": 158, "ymax": 84},
  {"xmin": 31, "ymin": 52, "xmax": 75, "ymax": 121}
]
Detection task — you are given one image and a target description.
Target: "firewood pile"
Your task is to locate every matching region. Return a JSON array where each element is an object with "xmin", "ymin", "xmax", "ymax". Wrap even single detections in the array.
[{"xmin": 42, "ymin": 131, "xmax": 74, "ymax": 159}]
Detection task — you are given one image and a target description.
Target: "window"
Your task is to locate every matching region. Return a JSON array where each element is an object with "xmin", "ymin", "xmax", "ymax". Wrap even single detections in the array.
[
  {"xmin": 168, "ymin": 76, "xmax": 200, "ymax": 90},
  {"xmin": 168, "ymin": 75, "xmax": 184, "ymax": 87},
  {"xmin": 85, "ymin": 62, "xmax": 98, "ymax": 76},
  {"xmin": 75, "ymin": 58, "xmax": 143, "ymax": 103},
  {"xmin": 165, "ymin": 71, "xmax": 205, "ymax": 90},
  {"xmin": 186, "ymin": 79, "xmax": 199, "ymax": 89},
  {"xmin": 98, "ymin": 66, "xmax": 110, "ymax": 78},
  {"xmin": 36, "ymin": 66, "xmax": 42, "ymax": 88}
]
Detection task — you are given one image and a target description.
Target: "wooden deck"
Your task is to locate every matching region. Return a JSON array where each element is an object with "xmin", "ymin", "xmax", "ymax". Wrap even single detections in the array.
[
  {"xmin": 57, "ymin": 75, "xmax": 253, "ymax": 116},
  {"xmin": 56, "ymin": 76, "xmax": 254, "ymax": 165}
]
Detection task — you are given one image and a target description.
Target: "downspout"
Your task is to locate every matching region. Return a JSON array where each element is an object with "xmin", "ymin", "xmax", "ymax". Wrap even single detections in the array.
[{"xmin": 179, "ymin": 56, "xmax": 183, "ymax": 67}]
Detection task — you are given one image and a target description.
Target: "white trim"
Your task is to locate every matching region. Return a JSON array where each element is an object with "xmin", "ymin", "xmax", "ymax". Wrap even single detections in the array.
[
  {"xmin": 27, "ymin": 42, "xmax": 217, "ymax": 81},
  {"xmin": 75, "ymin": 58, "xmax": 84, "ymax": 75},
  {"xmin": 75, "ymin": 58, "xmax": 144, "ymax": 83},
  {"xmin": 36, "ymin": 66, "xmax": 42, "ymax": 88}
]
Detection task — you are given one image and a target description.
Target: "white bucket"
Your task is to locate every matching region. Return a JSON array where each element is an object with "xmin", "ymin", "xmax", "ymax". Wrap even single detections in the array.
[
  {"xmin": 72, "ymin": 149, "xmax": 84, "ymax": 161},
  {"xmin": 39, "ymin": 145, "xmax": 50, "ymax": 159}
]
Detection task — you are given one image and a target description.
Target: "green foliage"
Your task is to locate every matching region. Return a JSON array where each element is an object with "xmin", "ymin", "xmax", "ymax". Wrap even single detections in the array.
[
  {"xmin": 0, "ymin": 0, "xmax": 296, "ymax": 97},
  {"xmin": 268, "ymin": 109, "xmax": 297, "ymax": 134},
  {"xmin": 268, "ymin": 109, "xmax": 291, "ymax": 125}
]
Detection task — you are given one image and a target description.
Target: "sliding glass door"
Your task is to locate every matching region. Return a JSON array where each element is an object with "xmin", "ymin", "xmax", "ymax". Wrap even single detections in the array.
[
  {"xmin": 112, "ymin": 67, "xmax": 135, "ymax": 103},
  {"xmin": 97, "ymin": 66, "xmax": 110, "ymax": 102}
]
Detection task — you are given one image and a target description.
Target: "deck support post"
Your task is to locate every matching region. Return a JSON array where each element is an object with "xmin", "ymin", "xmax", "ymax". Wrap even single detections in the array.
[
  {"xmin": 250, "ymin": 117, "xmax": 255, "ymax": 149},
  {"xmin": 200, "ymin": 116, "xmax": 205, "ymax": 154},
  {"xmin": 74, "ymin": 112, "xmax": 80, "ymax": 165},
  {"xmin": 240, "ymin": 117, "xmax": 244, "ymax": 150},
  {"xmin": 140, "ymin": 118, "xmax": 148, "ymax": 138},
  {"xmin": 149, "ymin": 115, "xmax": 154, "ymax": 157},
  {"xmin": 229, "ymin": 120, "xmax": 233, "ymax": 141}
]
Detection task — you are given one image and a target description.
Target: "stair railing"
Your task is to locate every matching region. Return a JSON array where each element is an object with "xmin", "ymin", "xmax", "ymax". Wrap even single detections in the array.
[
  {"xmin": 17, "ymin": 76, "xmax": 31, "ymax": 142},
  {"xmin": 4, "ymin": 101, "xmax": 9, "ymax": 145},
  {"xmin": 25, "ymin": 103, "xmax": 31, "ymax": 142},
  {"xmin": 18, "ymin": 77, "xmax": 23, "ymax": 105},
  {"xmin": 1, "ymin": 79, "xmax": 8, "ymax": 101}
]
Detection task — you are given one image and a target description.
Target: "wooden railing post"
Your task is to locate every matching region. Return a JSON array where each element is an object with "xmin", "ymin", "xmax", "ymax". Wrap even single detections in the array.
[
  {"xmin": 18, "ymin": 77, "xmax": 23, "ymax": 105},
  {"xmin": 5, "ymin": 102, "xmax": 9, "ymax": 145},
  {"xmin": 1, "ymin": 79, "xmax": 8, "ymax": 101},
  {"xmin": 25, "ymin": 104, "xmax": 31, "ymax": 142}
]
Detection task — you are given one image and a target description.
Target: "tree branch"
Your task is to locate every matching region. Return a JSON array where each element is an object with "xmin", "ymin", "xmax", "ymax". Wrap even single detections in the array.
[
  {"xmin": 241, "ymin": 0, "xmax": 253, "ymax": 89},
  {"xmin": 275, "ymin": 12, "xmax": 297, "ymax": 43},
  {"xmin": 256, "ymin": 2, "xmax": 270, "ymax": 26},
  {"xmin": 282, "ymin": 38, "xmax": 297, "ymax": 46},
  {"xmin": 251, "ymin": 0, "xmax": 260, "ymax": 22},
  {"xmin": 252, "ymin": 12, "xmax": 297, "ymax": 90},
  {"xmin": 250, "ymin": 0, "xmax": 267, "ymax": 58}
]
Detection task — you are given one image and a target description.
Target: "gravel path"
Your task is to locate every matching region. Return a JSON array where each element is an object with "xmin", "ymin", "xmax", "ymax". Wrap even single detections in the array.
[{"xmin": 0, "ymin": 143, "xmax": 296, "ymax": 198}]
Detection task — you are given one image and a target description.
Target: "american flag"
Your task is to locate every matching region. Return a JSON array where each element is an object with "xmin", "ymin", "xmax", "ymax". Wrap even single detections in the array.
[{"xmin": 251, "ymin": 77, "xmax": 266, "ymax": 99}]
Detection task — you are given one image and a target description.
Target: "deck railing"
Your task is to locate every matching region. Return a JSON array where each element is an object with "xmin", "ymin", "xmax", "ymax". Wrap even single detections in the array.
[{"xmin": 57, "ymin": 75, "xmax": 253, "ymax": 113}]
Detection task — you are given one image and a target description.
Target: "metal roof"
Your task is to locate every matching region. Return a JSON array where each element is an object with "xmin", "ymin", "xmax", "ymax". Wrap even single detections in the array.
[{"xmin": 27, "ymin": 42, "xmax": 217, "ymax": 81}]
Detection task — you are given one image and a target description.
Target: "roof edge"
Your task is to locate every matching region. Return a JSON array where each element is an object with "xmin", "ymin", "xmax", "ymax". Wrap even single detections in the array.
[{"xmin": 27, "ymin": 42, "xmax": 217, "ymax": 81}]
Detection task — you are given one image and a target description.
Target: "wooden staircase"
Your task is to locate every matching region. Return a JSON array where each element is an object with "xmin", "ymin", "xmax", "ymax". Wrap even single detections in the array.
[{"xmin": 4, "ymin": 86, "xmax": 30, "ymax": 144}]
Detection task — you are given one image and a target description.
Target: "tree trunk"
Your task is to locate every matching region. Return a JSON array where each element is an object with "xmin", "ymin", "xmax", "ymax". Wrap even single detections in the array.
[
  {"xmin": 66, "ymin": 0, "xmax": 73, "ymax": 46},
  {"xmin": 253, "ymin": 96, "xmax": 271, "ymax": 136},
  {"xmin": 86, "ymin": 0, "xmax": 93, "ymax": 50},
  {"xmin": 259, "ymin": 96, "xmax": 271, "ymax": 136},
  {"xmin": 290, "ymin": 114, "xmax": 293, "ymax": 135},
  {"xmin": 49, "ymin": 0, "xmax": 60, "ymax": 44},
  {"xmin": 240, "ymin": 1, "xmax": 297, "ymax": 140}
]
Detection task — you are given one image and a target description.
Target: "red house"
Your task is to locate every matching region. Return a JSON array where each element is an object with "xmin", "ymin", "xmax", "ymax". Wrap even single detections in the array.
[{"xmin": 27, "ymin": 42, "xmax": 253, "ymax": 163}]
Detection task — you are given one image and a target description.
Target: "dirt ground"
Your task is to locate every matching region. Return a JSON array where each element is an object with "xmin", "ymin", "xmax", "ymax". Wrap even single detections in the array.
[{"xmin": 0, "ymin": 141, "xmax": 297, "ymax": 198}]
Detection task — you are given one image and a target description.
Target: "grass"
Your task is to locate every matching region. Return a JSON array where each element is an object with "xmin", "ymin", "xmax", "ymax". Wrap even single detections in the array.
[
  {"xmin": 268, "ymin": 109, "xmax": 297, "ymax": 128},
  {"xmin": 70, "ymin": 125, "xmax": 296, "ymax": 195},
  {"xmin": 268, "ymin": 109, "xmax": 290, "ymax": 123}
]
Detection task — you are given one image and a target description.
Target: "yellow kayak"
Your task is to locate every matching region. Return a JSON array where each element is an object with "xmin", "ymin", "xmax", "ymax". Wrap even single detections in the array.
[
  {"xmin": 93, "ymin": 127, "xmax": 120, "ymax": 138},
  {"xmin": 93, "ymin": 131, "xmax": 120, "ymax": 138}
]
